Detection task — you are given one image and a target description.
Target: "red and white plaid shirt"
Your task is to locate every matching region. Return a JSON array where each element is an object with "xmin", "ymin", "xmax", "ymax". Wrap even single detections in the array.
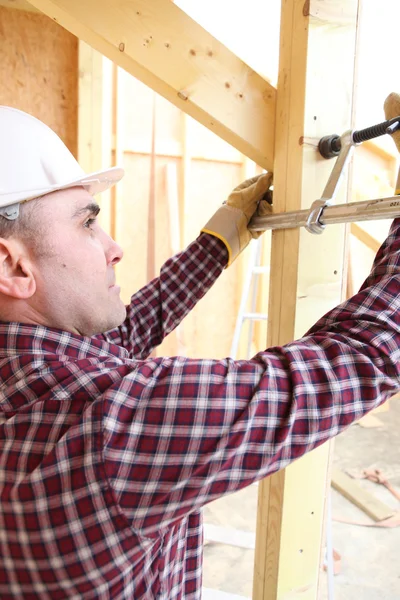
[{"xmin": 1, "ymin": 226, "xmax": 400, "ymax": 599}]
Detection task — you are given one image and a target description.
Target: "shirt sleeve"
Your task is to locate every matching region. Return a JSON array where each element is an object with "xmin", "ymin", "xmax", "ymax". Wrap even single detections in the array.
[
  {"xmin": 97, "ymin": 233, "xmax": 228, "ymax": 359},
  {"xmin": 102, "ymin": 219, "xmax": 400, "ymax": 539}
]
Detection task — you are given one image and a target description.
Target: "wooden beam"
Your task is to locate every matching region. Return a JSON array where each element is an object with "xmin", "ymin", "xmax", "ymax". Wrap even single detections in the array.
[
  {"xmin": 253, "ymin": 1, "xmax": 362, "ymax": 598},
  {"xmin": 27, "ymin": 0, "xmax": 276, "ymax": 170}
]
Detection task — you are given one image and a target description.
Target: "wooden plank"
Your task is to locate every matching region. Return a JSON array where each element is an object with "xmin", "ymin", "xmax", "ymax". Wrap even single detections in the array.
[
  {"xmin": 253, "ymin": 1, "xmax": 361, "ymax": 598},
  {"xmin": 180, "ymin": 113, "xmax": 191, "ymax": 247},
  {"xmin": 110, "ymin": 64, "xmax": 126, "ymax": 241},
  {"xmin": 77, "ymin": 41, "xmax": 114, "ymax": 235},
  {"xmin": 331, "ymin": 469, "xmax": 394, "ymax": 522},
  {"xmin": 78, "ymin": 41, "xmax": 113, "ymax": 174},
  {"xmin": 27, "ymin": 0, "xmax": 276, "ymax": 170}
]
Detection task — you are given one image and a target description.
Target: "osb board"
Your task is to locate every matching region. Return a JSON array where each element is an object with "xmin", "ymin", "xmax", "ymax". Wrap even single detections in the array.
[
  {"xmin": 115, "ymin": 152, "xmax": 245, "ymax": 360},
  {"xmin": 0, "ymin": 1, "xmax": 38, "ymax": 11},
  {"xmin": 0, "ymin": 5, "xmax": 78, "ymax": 155}
]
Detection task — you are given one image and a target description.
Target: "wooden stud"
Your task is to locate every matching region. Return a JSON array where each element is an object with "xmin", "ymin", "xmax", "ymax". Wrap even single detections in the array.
[
  {"xmin": 110, "ymin": 64, "xmax": 126, "ymax": 241},
  {"xmin": 253, "ymin": 1, "xmax": 362, "ymax": 598},
  {"xmin": 78, "ymin": 40, "xmax": 114, "ymax": 235},
  {"xmin": 180, "ymin": 113, "xmax": 191, "ymax": 248},
  {"xmin": 146, "ymin": 91, "xmax": 157, "ymax": 283},
  {"xmin": 27, "ymin": 0, "xmax": 276, "ymax": 170}
]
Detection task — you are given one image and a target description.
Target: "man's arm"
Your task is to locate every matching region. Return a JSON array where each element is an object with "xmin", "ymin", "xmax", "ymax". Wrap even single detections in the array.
[
  {"xmin": 102, "ymin": 218, "xmax": 400, "ymax": 538},
  {"xmin": 97, "ymin": 172, "xmax": 272, "ymax": 358},
  {"xmin": 97, "ymin": 233, "xmax": 227, "ymax": 358}
]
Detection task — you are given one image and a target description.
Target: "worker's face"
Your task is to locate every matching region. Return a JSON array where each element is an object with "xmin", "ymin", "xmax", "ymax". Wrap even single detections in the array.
[{"xmin": 27, "ymin": 187, "xmax": 126, "ymax": 337}]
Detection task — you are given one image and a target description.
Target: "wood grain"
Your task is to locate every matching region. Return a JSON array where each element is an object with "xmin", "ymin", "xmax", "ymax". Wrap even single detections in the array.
[{"xmin": 0, "ymin": 5, "xmax": 78, "ymax": 155}]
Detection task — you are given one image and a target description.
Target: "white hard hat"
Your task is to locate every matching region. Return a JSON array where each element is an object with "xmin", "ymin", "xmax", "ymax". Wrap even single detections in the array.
[{"xmin": 0, "ymin": 105, "xmax": 124, "ymax": 216}]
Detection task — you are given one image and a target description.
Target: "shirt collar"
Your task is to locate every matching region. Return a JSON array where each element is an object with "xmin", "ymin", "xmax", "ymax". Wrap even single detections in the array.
[{"xmin": 0, "ymin": 322, "xmax": 128, "ymax": 361}]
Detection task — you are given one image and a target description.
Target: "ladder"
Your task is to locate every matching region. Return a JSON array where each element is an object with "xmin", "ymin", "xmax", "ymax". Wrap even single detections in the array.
[{"xmin": 230, "ymin": 237, "xmax": 270, "ymax": 360}]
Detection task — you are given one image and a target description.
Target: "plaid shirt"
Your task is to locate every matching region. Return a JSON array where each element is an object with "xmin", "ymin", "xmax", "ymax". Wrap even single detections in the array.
[{"xmin": 1, "ymin": 224, "xmax": 400, "ymax": 600}]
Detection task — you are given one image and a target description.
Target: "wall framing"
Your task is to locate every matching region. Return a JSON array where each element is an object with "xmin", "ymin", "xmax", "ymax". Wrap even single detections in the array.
[{"xmin": 25, "ymin": 0, "xmax": 277, "ymax": 170}]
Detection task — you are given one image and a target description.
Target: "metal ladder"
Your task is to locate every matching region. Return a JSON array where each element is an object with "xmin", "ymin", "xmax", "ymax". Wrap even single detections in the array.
[{"xmin": 230, "ymin": 237, "xmax": 270, "ymax": 360}]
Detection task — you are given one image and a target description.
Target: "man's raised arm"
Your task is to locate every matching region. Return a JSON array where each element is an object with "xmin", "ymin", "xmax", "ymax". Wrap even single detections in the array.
[{"xmin": 99, "ymin": 173, "xmax": 272, "ymax": 358}]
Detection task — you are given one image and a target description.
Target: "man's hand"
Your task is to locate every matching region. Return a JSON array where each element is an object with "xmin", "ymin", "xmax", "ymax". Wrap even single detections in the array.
[
  {"xmin": 384, "ymin": 93, "xmax": 400, "ymax": 153},
  {"xmin": 384, "ymin": 93, "xmax": 400, "ymax": 194},
  {"xmin": 201, "ymin": 172, "xmax": 273, "ymax": 267}
]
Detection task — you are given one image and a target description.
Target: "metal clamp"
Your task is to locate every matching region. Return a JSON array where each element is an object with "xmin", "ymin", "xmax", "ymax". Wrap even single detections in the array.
[
  {"xmin": 248, "ymin": 114, "xmax": 400, "ymax": 234},
  {"xmin": 305, "ymin": 130, "xmax": 355, "ymax": 234},
  {"xmin": 305, "ymin": 200, "xmax": 329, "ymax": 234}
]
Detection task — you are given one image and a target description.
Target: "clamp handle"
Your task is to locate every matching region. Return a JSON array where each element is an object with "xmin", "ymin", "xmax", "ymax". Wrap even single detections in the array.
[{"xmin": 318, "ymin": 115, "xmax": 400, "ymax": 159}]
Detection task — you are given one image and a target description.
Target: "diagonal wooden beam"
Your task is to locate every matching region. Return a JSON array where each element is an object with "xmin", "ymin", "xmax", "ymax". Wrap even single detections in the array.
[{"xmin": 27, "ymin": 0, "xmax": 276, "ymax": 170}]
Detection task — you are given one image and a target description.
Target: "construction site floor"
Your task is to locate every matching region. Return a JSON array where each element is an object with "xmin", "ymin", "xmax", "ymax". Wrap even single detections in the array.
[{"xmin": 202, "ymin": 398, "xmax": 400, "ymax": 599}]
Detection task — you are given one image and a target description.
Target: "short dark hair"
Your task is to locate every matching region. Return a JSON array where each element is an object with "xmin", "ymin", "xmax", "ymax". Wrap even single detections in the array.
[{"xmin": 0, "ymin": 197, "xmax": 47, "ymax": 255}]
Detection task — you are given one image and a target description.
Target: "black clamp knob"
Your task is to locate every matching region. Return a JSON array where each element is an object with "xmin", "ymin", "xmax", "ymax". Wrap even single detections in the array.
[{"xmin": 318, "ymin": 135, "xmax": 342, "ymax": 159}]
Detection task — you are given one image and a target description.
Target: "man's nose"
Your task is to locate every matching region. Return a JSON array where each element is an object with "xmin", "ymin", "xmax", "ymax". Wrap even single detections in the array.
[
  {"xmin": 102, "ymin": 230, "xmax": 124, "ymax": 266},
  {"xmin": 108, "ymin": 238, "xmax": 124, "ymax": 267}
]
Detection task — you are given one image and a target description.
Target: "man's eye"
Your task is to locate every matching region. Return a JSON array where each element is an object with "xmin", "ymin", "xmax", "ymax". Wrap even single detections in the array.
[{"xmin": 84, "ymin": 217, "xmax": 97, "ymax": 229}]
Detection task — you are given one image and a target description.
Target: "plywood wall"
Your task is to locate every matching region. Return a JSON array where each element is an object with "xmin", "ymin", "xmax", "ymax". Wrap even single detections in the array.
[{"xmin": 0, "ymin": 6, "xmax": 78, "ymax": 155}]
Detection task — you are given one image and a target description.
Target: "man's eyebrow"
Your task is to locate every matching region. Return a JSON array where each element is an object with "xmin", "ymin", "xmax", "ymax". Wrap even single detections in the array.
[{"xmin": 72, "ymin": 202, "xmax": 101, "ymax": 219}]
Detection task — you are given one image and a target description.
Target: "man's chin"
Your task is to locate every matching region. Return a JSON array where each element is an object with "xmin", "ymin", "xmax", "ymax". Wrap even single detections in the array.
[
  {"xmin": 108, "ymin": 303, "xmax": 127, "ymax": 332},
  {"xmin": 92, "ymin": 304, "xmax": 127, "ymax": 337}
]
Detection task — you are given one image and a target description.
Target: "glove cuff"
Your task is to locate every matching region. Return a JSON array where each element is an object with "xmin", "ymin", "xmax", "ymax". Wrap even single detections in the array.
[
  {"xmin": 396, "ymin": 170, "xmax": 400, "ymax": 196},
  {"xmin": 201, "ymin": 205, "xmax": 250, "ymax": 267}
]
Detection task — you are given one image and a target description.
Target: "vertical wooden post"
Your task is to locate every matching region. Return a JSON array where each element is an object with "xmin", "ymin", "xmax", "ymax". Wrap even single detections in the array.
[
  {"xmin": 146, "ymin": 91, "xmax": 157, "ymax": 283},
  {"xmin": 253, "ymin": 1, "xmax": 362, "ymax": 598},
  {"xmin": 78, "ymin": 40, "xmax": 114, "ymax": 236},
  {"xmin": 110, "ymin": 64, "xmax": 126, "ymax": 242},
  {"xmin": 180, "ymin": 113, "xmax": 191, "ymax": 248}
]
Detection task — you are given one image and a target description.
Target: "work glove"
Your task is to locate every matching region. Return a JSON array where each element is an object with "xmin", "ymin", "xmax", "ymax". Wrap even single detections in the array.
[
  {"xmin": 384, "ymin": 92, "xmax": 400, "ymax": 193},
  {"xmin": 201, "ymin": 172, "xmax": 273, "ymax": 267}
]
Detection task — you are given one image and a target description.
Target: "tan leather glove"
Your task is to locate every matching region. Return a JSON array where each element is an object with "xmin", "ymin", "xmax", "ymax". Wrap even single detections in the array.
[
  {"xmin": 201, "ymin": 172, "xmax": 273, "ymax": 267},
  {"xmin": 384, "ymin": 93, "xmax": 400, "ymax": 193}
]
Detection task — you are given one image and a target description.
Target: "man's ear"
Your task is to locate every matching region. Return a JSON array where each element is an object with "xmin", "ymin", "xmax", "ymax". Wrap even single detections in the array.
[{"xmin": 0, "ymin": 238, "xmax": 36, "ymax": 299}]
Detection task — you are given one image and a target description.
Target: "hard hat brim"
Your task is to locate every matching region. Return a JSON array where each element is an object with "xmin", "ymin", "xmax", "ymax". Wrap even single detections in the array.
[{"xmin": 1, "ymin": 166, "xmax": 125, "ymax": 207}]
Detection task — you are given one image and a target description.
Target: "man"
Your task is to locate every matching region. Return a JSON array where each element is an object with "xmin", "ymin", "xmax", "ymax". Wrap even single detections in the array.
[{"xmin": 0, "ymin": 92, "xmax": 399, "ymax": 600}]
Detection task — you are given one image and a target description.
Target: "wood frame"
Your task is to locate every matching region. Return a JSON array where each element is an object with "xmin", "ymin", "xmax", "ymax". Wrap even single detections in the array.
[
  {"xmin": 25, "ymin": 0, "xmax": 362, "ymax": 597},
  {"xmin": 26, "ymin": 0, "xmax": 276, "ymax": 170}
]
